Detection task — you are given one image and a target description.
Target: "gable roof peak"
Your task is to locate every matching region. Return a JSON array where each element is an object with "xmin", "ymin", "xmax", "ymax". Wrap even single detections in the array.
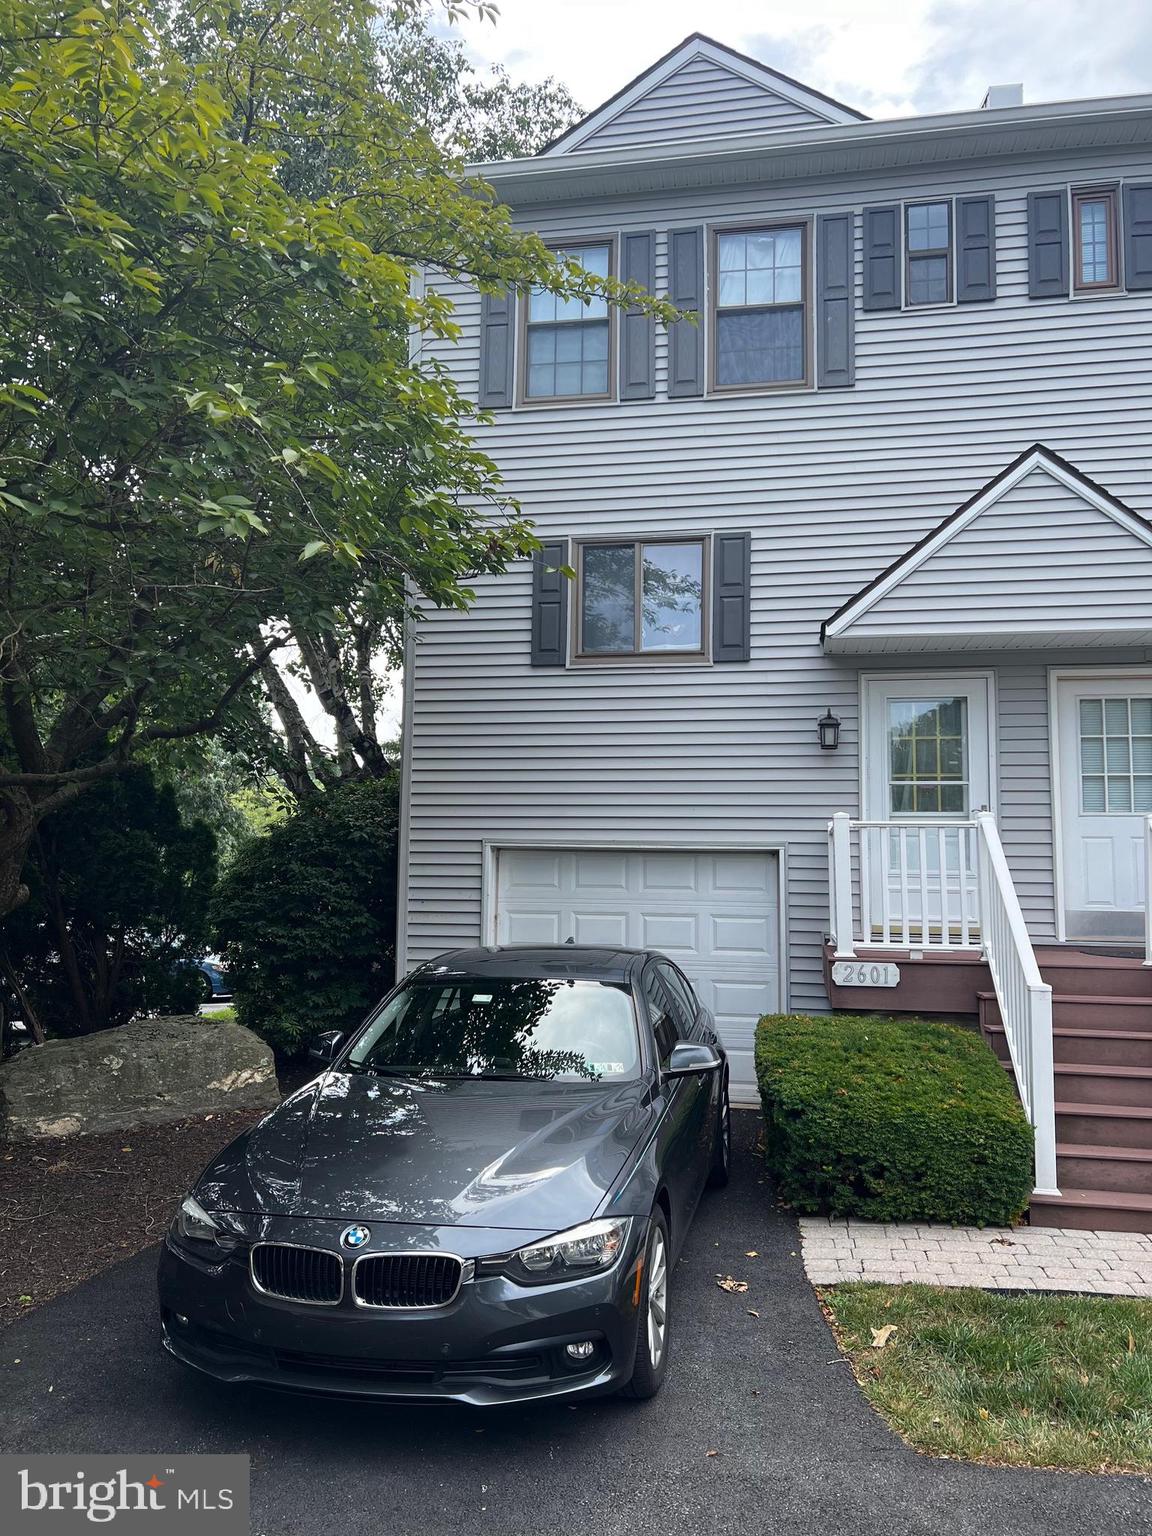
[{"xmin": 540, "ymin": 32, "xmax": 867, "ymax": 157}]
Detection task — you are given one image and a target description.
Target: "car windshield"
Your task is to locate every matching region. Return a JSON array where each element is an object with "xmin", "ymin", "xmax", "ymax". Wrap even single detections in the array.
[{"xmin": 346, "ymin": 977, "xmax": 640, "ymax": 1083}]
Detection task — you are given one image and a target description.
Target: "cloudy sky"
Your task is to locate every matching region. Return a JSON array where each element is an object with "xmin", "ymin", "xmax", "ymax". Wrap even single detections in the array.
[{"xmin": 449, "ymin": 0, "xmax": 1152, "ymax": 122}]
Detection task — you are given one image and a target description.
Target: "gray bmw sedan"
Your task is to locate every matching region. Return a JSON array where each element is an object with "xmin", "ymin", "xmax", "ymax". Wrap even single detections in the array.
[{"xmin": 158, "ymin": 944, "xmax": 730, "ymax": 1405}]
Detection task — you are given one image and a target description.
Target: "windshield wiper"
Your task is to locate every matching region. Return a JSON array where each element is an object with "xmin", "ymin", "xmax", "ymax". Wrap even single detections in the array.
[{"xmin": 346, "ymin": 1061, "xmax": 417, "ymax": 1078}]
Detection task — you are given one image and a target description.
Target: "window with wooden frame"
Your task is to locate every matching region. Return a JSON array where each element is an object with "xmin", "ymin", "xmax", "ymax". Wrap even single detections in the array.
[
  {"xmin": 522, "ymin": 241, "xmax": 614, "ymax": 402},
  {"xmin": 712, "ymin": 224, "xmax": 809, "ymax": 390},
  {"xmin": 1073, "ymin": 188, "xmax": 1119, "ymax": 292},
  {"xmin": 576, "ymin": 537, "xmax": 707, "ymax": 659},
  {"xmin": 905, "ymin": 201, "xmax": 953, "ymax": 306}
]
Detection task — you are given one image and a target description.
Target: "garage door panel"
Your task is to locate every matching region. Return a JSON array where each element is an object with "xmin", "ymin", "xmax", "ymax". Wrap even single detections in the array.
[
  {"xmin": 574, "ymin": 852, "xmax": 629, "ymax": 891},
  {"xmin": 711, "ymin": 913, "xmax": 773, "ymax": 955},
  {"xmin": 496, "ymin": 848, "xmax": 779, "ymax": 1102},
  {"xmin": 712, "ymin": 852, "xmax": 776, "ymax": 899},
  {"xmin": 640, "ymin": 913, "xmax": 698, "ymax": 952},
  {"xmin": 640, "ymin": 854, "xmax": 699, "ymax": 894},
  {"xmin": 501, "ymin": 910, "xmax": 562, "ymax": 945},
  {"xmin": 501, "ymin": 850, "xmax": 562, "ymax": 890},
  {"xmin": 572, "ymin": 912, "xmax": 630, "ymax": 946}
]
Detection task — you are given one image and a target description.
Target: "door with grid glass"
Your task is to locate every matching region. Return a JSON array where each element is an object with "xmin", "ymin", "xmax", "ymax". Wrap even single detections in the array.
[
  {"xmin": 1058, "ymin": 677, "xmax": 1152, "ymax": 940},
  {"xmin": 863, "ymin": 677, "xmax": 992, "ymax": 944}
]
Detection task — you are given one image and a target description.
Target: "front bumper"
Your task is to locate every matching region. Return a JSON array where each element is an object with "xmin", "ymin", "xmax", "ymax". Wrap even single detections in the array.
[{"xmin": 157, "ymin": 1221, "xmax": 647, "ymax": 1405}]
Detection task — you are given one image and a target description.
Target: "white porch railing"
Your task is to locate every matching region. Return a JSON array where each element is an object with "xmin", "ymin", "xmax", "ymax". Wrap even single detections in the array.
[
  {"xmin": 828, "ymin": 811, "xmax": 1058, "ymax": 1197},
  {"xmin": 1145, "ymin": 816, "xmax": 1152, "ymax": 967}
]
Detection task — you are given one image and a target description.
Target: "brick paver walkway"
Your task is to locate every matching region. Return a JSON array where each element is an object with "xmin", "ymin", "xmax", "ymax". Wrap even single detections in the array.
[{"xmin": 800, "ymin": 1217, "xmax": 1152, "ymax": 1296}]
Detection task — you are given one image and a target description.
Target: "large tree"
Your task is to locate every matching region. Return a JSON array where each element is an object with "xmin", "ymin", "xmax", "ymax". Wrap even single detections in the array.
[{"xmin": 0, "ymin": 0, "xmax": 671, "ymax": 915}]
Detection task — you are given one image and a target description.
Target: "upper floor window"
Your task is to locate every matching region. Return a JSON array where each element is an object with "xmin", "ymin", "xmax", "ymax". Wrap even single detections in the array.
[
  {"xmin": 577, "ymin": 538, "xmax": 706, "ymax": 658},
  {"xmin": 523, "ymin": 242, "xmax": 612, "ymax": 402},
  {"xmin": 905, "ymin": 201, "xmax": 952, "ymax": 306},
  {"xmin": 713, "ymin": 225, "xmax": 808, "ymax": 390},
  {"xmin": 1073, "ymin": 189, "xmax": 1119, "ymax": 292}
]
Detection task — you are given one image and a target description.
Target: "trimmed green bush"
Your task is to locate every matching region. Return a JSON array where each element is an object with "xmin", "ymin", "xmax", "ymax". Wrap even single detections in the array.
[
  {"xmin": 755, "ymin": 1014, "xmax": 1034, "ymax": 1226},
  {"xmin": 211, "ymin": 778, "xmax": 398, "ymax": 1055}
]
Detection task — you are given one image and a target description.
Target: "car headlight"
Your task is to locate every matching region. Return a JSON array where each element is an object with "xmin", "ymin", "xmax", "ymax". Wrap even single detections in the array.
[
  {"xmin": 173, "ymin": 1195, "xmax": 237, "ymax": 1251},
  {"xmin": 490, "ymin": 1218, "xmax": 633, "ymax": 1286}
]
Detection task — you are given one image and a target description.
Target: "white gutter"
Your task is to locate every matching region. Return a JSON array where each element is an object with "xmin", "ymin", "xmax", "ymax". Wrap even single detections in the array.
[{"xmin": 468, "ymin": 94, "xmax": 1152, "ymax": 204}]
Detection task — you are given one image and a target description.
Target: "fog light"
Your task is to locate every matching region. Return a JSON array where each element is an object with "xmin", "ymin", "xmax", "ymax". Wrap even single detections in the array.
[
  {"xmin": 565, "ymin": 1340, "xmax": 595, "ymax": 1360},
  {"xmin": 175, "ymin": 1314, "xmax": 189, "ymax": 1326}
]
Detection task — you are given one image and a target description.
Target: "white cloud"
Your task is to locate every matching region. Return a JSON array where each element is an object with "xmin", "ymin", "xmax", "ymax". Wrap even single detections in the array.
[{"xmin": 447, "ymin": 0, "xmax": 1151, "ymax": 123}]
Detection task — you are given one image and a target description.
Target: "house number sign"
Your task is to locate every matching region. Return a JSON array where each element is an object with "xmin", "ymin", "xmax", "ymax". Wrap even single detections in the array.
[{"xmin": 831, "ymin": 961, "xmax": 901, "ymax": 988}]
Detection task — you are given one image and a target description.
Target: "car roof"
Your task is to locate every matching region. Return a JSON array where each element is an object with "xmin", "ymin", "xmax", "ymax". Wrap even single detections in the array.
[{"xmin": 418, "ymin": 944, "xmax": 648, "ymax": 983}]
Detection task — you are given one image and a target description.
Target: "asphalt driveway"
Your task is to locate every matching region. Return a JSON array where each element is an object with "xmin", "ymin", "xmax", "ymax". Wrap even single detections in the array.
[{"xmin": 2, "ymin": 1113, "xmax": 1149, "ymax": 1536}]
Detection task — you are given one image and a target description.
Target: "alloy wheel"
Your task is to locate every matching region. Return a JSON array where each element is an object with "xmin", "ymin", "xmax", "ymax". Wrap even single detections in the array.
[{"xmin": 646, "ymin": 1225, "xmax": 668, "ymax": 1369}]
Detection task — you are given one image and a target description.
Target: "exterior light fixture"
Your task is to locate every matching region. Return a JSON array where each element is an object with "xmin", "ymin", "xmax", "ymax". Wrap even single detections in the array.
[{"xmin": 817, "ymin": 709, "xmax": 841, "ymax": 751}]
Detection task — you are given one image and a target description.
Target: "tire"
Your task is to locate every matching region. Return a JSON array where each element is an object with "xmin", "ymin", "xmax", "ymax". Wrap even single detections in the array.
[
  {"xmin": 706, "ymin": 1077, "xmax": 731, "ymax": 1189},
  {"xmin": 620, "ymin": 1210, "xmax": 671, "ymax": 1400}
]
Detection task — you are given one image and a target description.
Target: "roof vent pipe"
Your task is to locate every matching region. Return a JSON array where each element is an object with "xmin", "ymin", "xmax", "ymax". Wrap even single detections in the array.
[{"xmin": 981, "ymin": 83, "xmax": 1023, "ymax": 109}]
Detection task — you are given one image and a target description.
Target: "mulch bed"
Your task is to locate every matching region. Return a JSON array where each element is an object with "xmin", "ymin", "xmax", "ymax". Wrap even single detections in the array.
[{"xmin": 0, "ymin": 1108, "xmax": 267, "ymax": 1328}]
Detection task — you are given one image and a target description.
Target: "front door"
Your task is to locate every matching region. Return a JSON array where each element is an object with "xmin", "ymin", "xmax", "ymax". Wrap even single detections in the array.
[
  {"xmin": 862, "ymin": 675, "xmax": 993, "ymax": 943},
  {"xmin": 1057, "ymin": 675, "xmax": 1152, "ymax": 940}
]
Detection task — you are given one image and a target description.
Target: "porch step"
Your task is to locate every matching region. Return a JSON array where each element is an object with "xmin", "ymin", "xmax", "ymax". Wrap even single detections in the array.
[
  {"xmin": 1029, "ymin": 1186, "xmax": 1152, "ymax": 1234},
  {"xmin": 979, "ymin": 991, "xmax": 1152, "ymax": 1032},
  {"xmin": 984, "ymin": 1021, "xmax": 1152, "ymax": 1068},
  {"xmin": 1056, "ymin": 1143, "xmax": 1152, "ymax": 1196},
  {"xmin": 1033, "ymin": 948, "xmax": 1152, "ymax": 999},
  {"xmin": 1055, "ymin": 1102, "xmax": 1152, "ymax": 1150},
  {"xmin": 1053, "ymin": 1064, "xmax": 1152, "ymax": 1108}
]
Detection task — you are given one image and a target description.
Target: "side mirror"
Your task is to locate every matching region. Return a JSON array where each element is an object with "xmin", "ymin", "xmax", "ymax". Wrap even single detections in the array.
[
  {"xmin": 308, "ymin": 1030, "xmax": 345, "ymax": 1064},
  {"xmin": 665, "ymin": 1041, "xmax": 722, "ymax": 1077}
]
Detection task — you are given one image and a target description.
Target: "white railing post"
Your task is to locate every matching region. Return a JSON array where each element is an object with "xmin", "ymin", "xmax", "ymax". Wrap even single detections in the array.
[
  {"xmin": 974, "ymin": 810, "xmax": 1059, "ymax": 1198},
  {"xmin": 1029, "ymin": 983, "xmax": 1060, "ymax": 1195},
  {"xmin": 1144, "ymin": 816, "xmax": 1152, "ymax": 966},
  {"xmin": 830, "ymin": 813, "xmax": 856, "ymax": 959}
]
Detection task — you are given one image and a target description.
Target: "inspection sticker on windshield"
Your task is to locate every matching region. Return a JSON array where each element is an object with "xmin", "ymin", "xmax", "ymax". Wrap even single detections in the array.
[
  {"xmin": 470, "ymin": 994, "xmax": 493, "ymax": 1003},
  {"xmin": 587, "ymin": 1062, "xmax": 626, "ymax": 1076}
]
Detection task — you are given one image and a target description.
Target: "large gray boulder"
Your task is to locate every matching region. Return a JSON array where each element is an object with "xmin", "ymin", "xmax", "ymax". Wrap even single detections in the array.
[{"xmin": 0, "ymin": 1015, "xmax": 280, "ymax": 1140}]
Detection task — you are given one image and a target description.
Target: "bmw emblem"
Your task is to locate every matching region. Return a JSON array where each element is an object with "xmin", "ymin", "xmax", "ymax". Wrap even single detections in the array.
[{"xmin": 341, "ymin": 1224, "xmax": 371, "ymax": 1249}]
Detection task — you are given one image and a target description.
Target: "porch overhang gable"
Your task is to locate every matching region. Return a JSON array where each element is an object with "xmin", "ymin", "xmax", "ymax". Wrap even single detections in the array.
[{"xmin": 822, "ymin": 446, "xmax": 1152, "ymax": 656}]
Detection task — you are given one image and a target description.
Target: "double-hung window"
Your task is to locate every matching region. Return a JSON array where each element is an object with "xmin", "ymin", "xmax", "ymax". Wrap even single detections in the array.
[
  {"xmin": 1073, "ymin": 188, "xmax": 1119, "ymax": 292},
  {"xmin": 523, "ymin": 242, "xmax": 612, "ymax": 402},
  {"xmin": 577, "ymin": 538, "xmax": 706, "ymax": 659},
  {"xmin": 713, "ymin": 225, "xmax": 808, "ymax": 389},
  {"xmin": 905, "ymin": 201, "xmax": 952, "ymax": 306}
]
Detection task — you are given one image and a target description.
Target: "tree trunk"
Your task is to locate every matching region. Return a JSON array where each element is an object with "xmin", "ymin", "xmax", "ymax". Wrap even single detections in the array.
[{"xmin": 0, "ymin": 788, "xmax": 35, "ymax": 921}]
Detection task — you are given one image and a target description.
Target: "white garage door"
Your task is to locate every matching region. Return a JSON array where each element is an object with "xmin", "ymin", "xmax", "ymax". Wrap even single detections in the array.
[{"xmin": 495, "ymin": 848, "xmax": 780, "ymax": 1102}]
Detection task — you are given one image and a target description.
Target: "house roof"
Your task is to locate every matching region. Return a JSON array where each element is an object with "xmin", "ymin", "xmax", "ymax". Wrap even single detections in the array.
[
  {"xmin": 540, "ymin": 33, "xmax": 867, "ymax": 157},
  {"xmin": 821, "ymin": 446, "xmax": 1152, "ymax": 655}
]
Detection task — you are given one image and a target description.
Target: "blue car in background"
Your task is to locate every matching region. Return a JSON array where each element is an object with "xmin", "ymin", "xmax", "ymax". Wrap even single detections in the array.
[{"xmin": 195, "ymin": 954, "xmax": 232, "ymax": 1003}]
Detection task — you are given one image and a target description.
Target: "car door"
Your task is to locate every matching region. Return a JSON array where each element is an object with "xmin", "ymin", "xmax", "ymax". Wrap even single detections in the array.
[
  {"xmin": 641, "ymin": 962, "xmax": 701, "ymax": 1239},
  {"xmin": 655, "ymin": 960, "xmax": 714, "ymax": 1201}
]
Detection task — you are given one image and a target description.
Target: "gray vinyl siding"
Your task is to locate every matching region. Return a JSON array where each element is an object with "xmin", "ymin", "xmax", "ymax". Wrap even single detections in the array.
[
  {"xmin": 849, "ymin": 466, "xmax": 1152, "ymax": 640},
  {"xmin": 576, "ymin": 58, "xmax": 834, "ymax": 152},
  {"xmin": 404, "ymin": 143, "xmax": 1152, "ymax": 1011}
]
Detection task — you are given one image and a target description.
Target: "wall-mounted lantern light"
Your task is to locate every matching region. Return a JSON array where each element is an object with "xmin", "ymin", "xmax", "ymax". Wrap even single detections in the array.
[{"xmin": 817, "ymin": 709, "xmax": 841, "ymax": 751}]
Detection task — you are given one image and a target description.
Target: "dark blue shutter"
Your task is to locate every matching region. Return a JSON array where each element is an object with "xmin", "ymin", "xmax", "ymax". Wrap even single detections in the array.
[
  {"xmin": 619, "ymin": 231, "xmax": 655, "ymax": 400},
  {"xmin": 956, "ymin": 195, "xmax": 996, "ymax": 303},
  {"xmin": 816, "ymin": 213, "xmax": 855, "ymax": 388},
  {"xmin": 668, "ymin": 227, "xmax": 704, "ymax": 398},
  {"xmin": 1123, "ymin": 183, "xmax": 1152, "ymax": 291},
  {"xmin": 862, "ymin": 206, "xmax": 900, "ymax": 310},
  {"xmin": 530, "ymin": 540, "xmax": 569, "ymax": 667},
  {"xmin": 479, "ymin": 288, "xmax": 514, "ymax": 408},
  {"xmin": 1027, "ymin": 191, "xmax": 1069, "ymax": 298},
  {"xmin": 712, "ymin": 533, "xmax": 751, "ymax": 664}
]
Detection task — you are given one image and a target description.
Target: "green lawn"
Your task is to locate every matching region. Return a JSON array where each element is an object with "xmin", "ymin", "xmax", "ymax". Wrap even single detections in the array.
[{"xmin": 822, "ymin": 1284, "xmax": 1152, "ymax": 1474}]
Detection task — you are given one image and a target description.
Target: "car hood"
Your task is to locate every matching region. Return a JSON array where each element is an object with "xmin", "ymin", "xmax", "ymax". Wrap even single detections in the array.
[{"xmin": 196, "ymin": 1071, "xmax": 653, "ymax": 1231}]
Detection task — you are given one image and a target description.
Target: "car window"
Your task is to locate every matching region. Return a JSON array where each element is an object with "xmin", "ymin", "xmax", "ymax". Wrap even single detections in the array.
[
  {"xmin": 642, "ymin": 968, "xmax": 679, "ymax": 1067},
  {"xmin": 656, "ymin": 962, "xmax": 697, "ymax": 1027},
  {"xmin": 348, "ymin": 978, "xmax": 639, "ymax": 1082}
]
